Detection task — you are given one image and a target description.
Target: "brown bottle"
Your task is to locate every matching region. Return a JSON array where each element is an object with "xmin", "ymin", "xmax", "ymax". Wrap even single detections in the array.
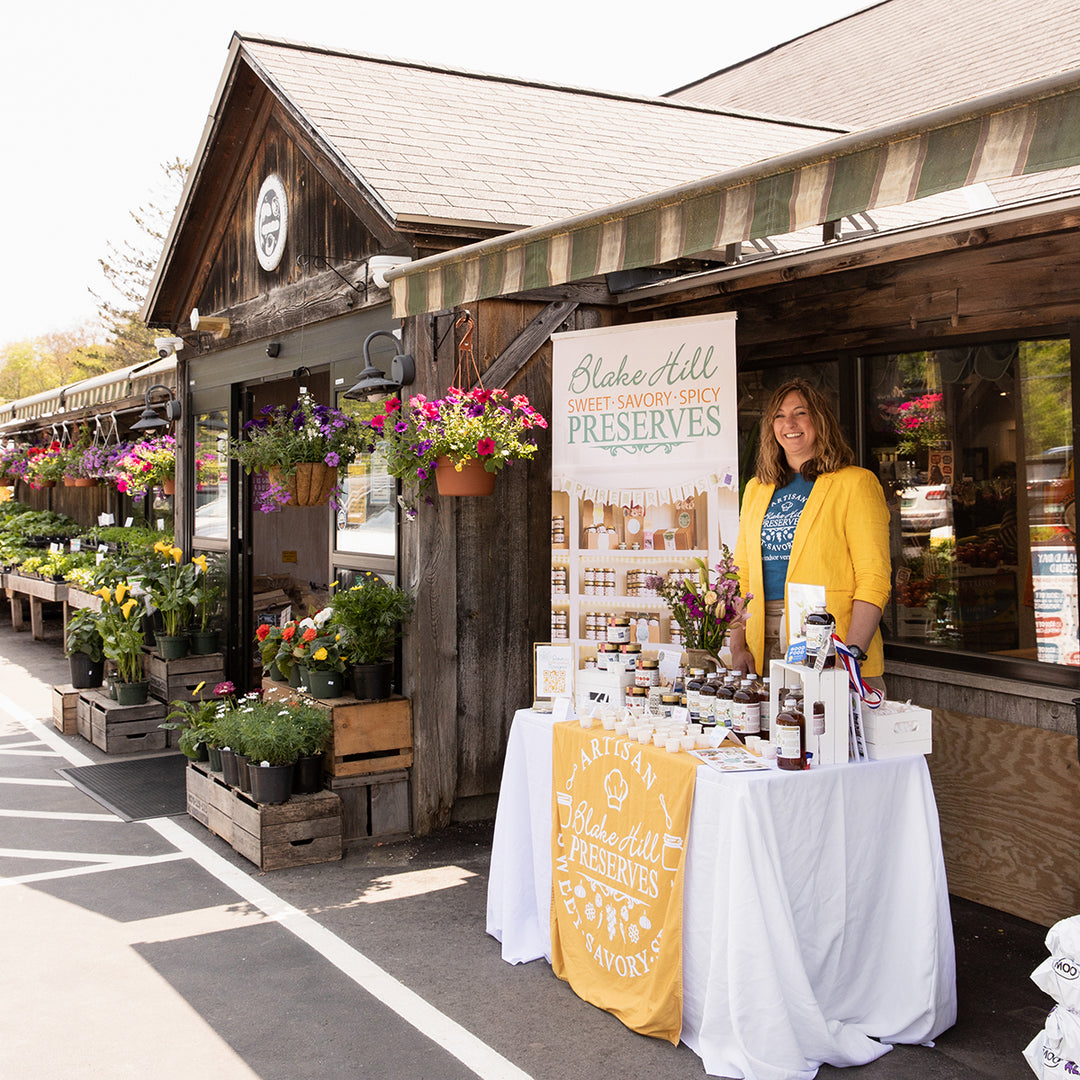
[
  {"xmin": 714, "ymin": 676, "xmax": 736, "ymax": 728},
  {"xmin": 775, "ymin": 696, "xmax": 806, "ymax": 770},
  {"xmin": 732, "ymin": 678, "xmax": 761, "ymax": 738},
  {"xmin": 804, "ymin": 605, "xmax": 836, "ymax": 669}
]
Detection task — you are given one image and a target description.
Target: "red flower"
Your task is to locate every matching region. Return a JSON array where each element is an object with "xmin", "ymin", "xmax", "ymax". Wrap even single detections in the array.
[
  {"xmin": 384, "ymin": 398, "xmax": 401, "ymax": 413},
  {"xmin": 256, "ymin": 625, "xmax": 270, "ymax": 642},
  {"xmin": 302, "ymin": 626, "xmax": 318, "ymax": 642},
  {"xmin": 477, "ymin": 437, "xmax": 495, "ymax": 457},
  {"xmin": 282, "ymin": 625, "xmax": 295, "ymax": 641},
  {"xmin": 371, "ymin": 414, "xmax": 386, "ymax": 431}
]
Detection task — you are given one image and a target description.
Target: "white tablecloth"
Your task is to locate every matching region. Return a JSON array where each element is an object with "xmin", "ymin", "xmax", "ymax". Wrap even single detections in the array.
[{"xmin": 487, "ymin": 710, "xmax": 956, "ymax": 1080}]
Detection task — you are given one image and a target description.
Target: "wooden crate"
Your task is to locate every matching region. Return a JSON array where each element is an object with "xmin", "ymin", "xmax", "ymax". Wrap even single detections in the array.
[
  {"xmin": 328, "ymin": 770, "xmax": 411, "ymax": 844},
  {"xmin": 186, "ymin": 762, "xmax": 342, "ymax": 870},
  {"xmin": 76, "ymin": 693, "xmax": 93, "ymax": 742},
  {"xmin": 258, "ymin": 683, "xmax": 413, "ymax": 779},
  {"xmin": 52, "ymin": 684, "xmax": 80, "ymax": 735},
  {"xmin": 148, "ymin": 653, "xmax": 225, "ymax": 705},
  {"xmin": 328, "ymin": 696, "xmax": 413, "ymax": 777},
  {"xmin": 81, "ymin": 690, "xmax": 168, "ymax": 754}
]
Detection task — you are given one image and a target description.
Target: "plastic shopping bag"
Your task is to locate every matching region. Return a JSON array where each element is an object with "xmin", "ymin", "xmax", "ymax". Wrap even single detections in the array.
[
  {"xmin": 1023, "ymin": 1006, "xmax": 1080, "ymax": 1077},
  {"xmin": 1033, "ymin": 915, "xmax": 1080, "ymax": 1012}
]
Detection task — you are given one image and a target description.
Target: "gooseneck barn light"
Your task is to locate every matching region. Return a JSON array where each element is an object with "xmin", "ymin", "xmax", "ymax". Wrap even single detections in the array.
[
  {"xmin": 130, "ymin": 384, "xmax": 182, "ymax": 431},
  {"xmin": 343, "ymin": 330, "xmax": 416, "ymax": 401}
]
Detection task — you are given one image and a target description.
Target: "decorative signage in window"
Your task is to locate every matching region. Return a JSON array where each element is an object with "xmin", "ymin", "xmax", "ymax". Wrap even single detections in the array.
[{"xmin": 255, "ymin": 173, "xmax": 288, "ymax": 271}]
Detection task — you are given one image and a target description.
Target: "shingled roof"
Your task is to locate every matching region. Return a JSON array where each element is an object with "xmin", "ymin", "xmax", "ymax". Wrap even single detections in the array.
[
  {"xmin": 238, "ymin": 35, "xmax": 843, "ymax": 232},
  {"xmin": 668, "ymin": 0, "xmax": 1080, "ymax": 131}
]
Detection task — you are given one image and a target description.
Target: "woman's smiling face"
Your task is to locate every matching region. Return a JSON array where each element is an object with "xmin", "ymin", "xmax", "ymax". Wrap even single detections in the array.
[{"xmin": 772, "ymin": 390, "xmax": 817, "ymax": 470}]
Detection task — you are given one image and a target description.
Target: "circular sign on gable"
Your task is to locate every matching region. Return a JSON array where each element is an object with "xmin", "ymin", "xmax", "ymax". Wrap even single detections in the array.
[{"xmin": 255, "ymin": 174, "xmax": 288, "ymax": 271}]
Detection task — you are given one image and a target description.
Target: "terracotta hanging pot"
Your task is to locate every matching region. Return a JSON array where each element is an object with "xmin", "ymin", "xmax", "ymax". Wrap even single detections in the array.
[
  {"xmin": 161, "ymin": 478, "xmax": 176, "ymax": 495},
  {"xmin": 434, "ymin": 456, "xmax": 496, "ymax": 497},
  {"xmin": 63, "ymin": 476, "xmax": 77, "ymax": 487},
  {"xmin": 74, "ymin": 477, "xmax": 99, "ymax": 487}
]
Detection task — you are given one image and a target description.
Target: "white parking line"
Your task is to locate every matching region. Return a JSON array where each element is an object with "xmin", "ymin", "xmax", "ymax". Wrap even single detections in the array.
[
  {"xmin": 2, "ymin": 703, "xmax": 536, "ymax": 1080},
  {"xmin": 0, "ymin": 850, "xmax": 189, "ymax": 886},
  {"xmin": 0, "ymin": 777, "xmax": 70, "ymax": 786},
  {"xmin": 0, "ymin": 808, "xmax": 117, "ymax": 820}
]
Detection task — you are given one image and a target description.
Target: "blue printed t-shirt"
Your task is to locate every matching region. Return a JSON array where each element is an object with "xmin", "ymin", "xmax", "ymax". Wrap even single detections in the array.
[{"xmin": 761, "ymin": 474, "xmax": 815, "ymax": 601}]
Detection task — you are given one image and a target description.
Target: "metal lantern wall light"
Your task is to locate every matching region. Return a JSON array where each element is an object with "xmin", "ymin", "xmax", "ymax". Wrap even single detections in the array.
[
  {"xmin": 130, "ymin": 384, "xmax": 182, "ymax": 431},
  {"xmin": 343, "ymin": 330, "xmax": 416, "ymax": 401}
]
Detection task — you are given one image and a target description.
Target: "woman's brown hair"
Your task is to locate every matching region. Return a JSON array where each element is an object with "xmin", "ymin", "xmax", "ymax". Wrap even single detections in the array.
[{"xmin": 755, "ymin": 379, "xmax": 854, "ymax": 485}]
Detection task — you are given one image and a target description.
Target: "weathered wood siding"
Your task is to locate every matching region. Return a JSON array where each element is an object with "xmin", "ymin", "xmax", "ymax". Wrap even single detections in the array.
[{"xmin": 401, "ymin": 300, "xmax": 609, "ymax": 832}]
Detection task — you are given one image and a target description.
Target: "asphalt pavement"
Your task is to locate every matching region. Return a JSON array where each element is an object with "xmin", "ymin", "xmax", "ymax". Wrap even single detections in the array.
[{"xmin": 0, "ymin": 609, "xmax": 1056, "ymax": 1079}]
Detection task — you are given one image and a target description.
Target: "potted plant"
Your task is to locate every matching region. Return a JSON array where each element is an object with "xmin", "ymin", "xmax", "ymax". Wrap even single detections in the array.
[
  {"xmin": 144, "ymin": 541, "xmax": 199, "ymax": 659},
  {"xmin": 114, "ymin": 434, "xmax": 176, "ymax": 500},
  {"xmin": 61, "ymin": 424, "xmax": 93, "ymax": 484},
  {"xmin": 329, "ymin": 574, "xmax": 415, "ymax": 700},
  {"xmin": 646, "ymin": 547, "xmax": 752, "ymax": 673},
  {"xmin": 0, "ymin": 442, "xmax": 29, "ymax": 486},
  {"xmin": 93, "ymin": 582, "xmax": 148, "ymax": 704},
  {"xmin": 189, "ymin": 552, "xmax": 223, "ymax": 654},
  {"xmin": 256, "ymin": 622, "xmax": 286, "ymax": 679},
  {"xmin": 228, "ymin": 392, "xmax": 366, "ymax": 512},
  {"xmin": 289, "ymin": 609, "xmax": 347, "ymax": 699},
  {"xmin": 366, "ymin": 386, "xmax": 547, "ymax": 517},
  {"xmin": 290, "ymin": 699, "xmax": 333, "ymax": 794},
  {"xmin": 274, "ymin": 621, "xmax": 303, "ymax": 688},
  {"xmin": 24, "ymin": 442, "xmax": 67, "ymax": 489},
  {"xmin": 65, "ymin": 607, "xmax": 105, "ymax": 689},
  {"xmin": 214, "ymin": 708, "xmax": 245, "ymax": 786},
  {"xmin": 239, "ymin": 700, "xmax": 303, "ymax": 804}
]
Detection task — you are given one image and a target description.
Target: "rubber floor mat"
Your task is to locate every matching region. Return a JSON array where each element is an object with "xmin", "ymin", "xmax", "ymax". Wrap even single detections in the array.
[{"xmin": 57, "ymin": 754, "xmax": 188, "ymax": 821}]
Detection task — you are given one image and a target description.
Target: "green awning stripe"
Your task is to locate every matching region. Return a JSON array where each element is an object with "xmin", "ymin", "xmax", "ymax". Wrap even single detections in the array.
[{"xmin": 392, "ymin": 82, "xmax": 1080, "ymax": 318}]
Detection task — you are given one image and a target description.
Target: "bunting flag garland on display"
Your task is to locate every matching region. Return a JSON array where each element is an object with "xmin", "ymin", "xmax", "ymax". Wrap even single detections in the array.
[{"xmin": 833, "ymin": 635, "xmax": 884, "ymax": 708}]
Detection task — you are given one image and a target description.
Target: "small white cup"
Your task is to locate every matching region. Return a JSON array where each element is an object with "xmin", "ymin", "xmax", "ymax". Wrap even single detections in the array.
[
  {"xmin": 680, "ymin": 735, "xmax": 696, "ymax": 751},
  {"xmin": 665, "ymin": 737, "xmax": 681, "ymax": 753}
]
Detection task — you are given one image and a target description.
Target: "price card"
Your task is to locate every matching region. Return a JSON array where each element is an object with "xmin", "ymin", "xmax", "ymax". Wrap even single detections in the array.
[
  {"xmin": 553, "ymin": 695, "xmax": 575, "ymax": 723},
  {"xmin": 124, "ymin": 516, "xmax": 134, "ymax": 528},
  {"xmin": 69, "ymin": 539, "xmax": 81, "ymax": 552},
  {"xmin": 157, "ymin": 518, "xmax": 165, "ymax": 530},
  {"xmin": 49, "ymin": 542, "xmax": 61, "ymax": 554},
  {"xmin": 670, "ymin": 705, "xmax": 690, "ymax": 725}
]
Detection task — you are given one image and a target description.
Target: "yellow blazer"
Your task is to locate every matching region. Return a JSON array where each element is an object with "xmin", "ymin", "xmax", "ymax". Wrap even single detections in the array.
[{"xmin": 734, "ymin": 466, "xmax": 892, "ymax": 676}]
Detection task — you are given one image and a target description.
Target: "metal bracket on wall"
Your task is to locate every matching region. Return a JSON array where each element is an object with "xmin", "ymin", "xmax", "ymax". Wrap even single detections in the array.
[{"xmin": 295, "ymin": 255, "xmax": 368, "ymax": 303}]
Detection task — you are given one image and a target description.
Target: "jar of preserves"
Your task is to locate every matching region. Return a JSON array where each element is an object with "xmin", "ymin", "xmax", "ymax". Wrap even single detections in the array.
[
  {"xmin": 636, "ymin": 658, "xmax": 660, "ymax": 688},
  {"xmin": 607, "ymin": 616, "xmax": 631, "ymax": 645}
]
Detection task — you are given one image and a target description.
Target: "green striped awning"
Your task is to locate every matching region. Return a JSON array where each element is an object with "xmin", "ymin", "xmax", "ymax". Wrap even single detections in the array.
[{"xmin": 389, "ymin": 72, "xmax": 1080, "ymax": 318}]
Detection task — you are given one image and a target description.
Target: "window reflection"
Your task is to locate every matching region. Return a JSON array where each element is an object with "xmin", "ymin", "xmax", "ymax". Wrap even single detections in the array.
[
  {"xmin": 194, "ymin": 410, "xmax": 229, "ymax": 539},
  {"xmin": 335, "ymin": 397, "xmax": 396, "ymax": 558},
  {"xmin": 868, "ymin": 340, "xmax": 1077, "ymax": 666}
]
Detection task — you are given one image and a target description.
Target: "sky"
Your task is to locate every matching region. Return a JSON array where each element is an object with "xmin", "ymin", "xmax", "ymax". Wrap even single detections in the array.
[{"xmin": 0, "ymin": 0, "xmax": 869, "ymax": 349}]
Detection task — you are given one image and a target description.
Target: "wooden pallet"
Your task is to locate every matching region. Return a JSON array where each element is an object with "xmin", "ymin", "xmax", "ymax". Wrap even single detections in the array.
[
  {"xmin": 148, "ymin": 653, "xmax": 225, "ymax": 705},
  {"xmin": 52, "ymin": 684, "xmax": 80, "ymax": 735},
  {"xmin": 186, "ymin": 762, "xmax": 343, "ymax": 871},
  {"xmin": 79, "ymin": 689, "xmax": 168, "ymax": 754}
]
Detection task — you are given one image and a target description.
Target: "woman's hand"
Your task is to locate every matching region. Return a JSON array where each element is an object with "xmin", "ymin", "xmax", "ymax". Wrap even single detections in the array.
[{"xmin": 727, "ymin": 628, "xmax": 756, "ymax": 677}]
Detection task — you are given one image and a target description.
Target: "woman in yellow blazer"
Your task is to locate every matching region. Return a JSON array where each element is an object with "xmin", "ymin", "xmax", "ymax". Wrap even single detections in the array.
[{"xmin": 729, "ymin": 380, "xmax": 891, "ymax": 679}]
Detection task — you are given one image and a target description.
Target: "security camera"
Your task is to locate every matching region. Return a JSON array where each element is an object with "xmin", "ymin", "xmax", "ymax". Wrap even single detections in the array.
[{"xmin": 154, "ymin": 336, "xmax": 185, "ymax": 359}]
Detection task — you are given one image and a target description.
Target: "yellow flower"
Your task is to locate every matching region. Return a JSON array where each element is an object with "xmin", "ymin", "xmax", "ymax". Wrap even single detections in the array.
[
  {"xmin": 312, "ymin": 647, "xmax": 328, "ymax": 661},
  {"xmin": 95, "ymin": 586, "xmax": 112, "ymax": 603},
  {"xmin": 153, "ymin": 540, "xmax": 170, "ymax": 554},
  {"xmin": 120, "ymin": 599, "xmax": 138, "ymax": 619},
  {"xmin": 704, "ymin": 590, "xmax": 718, "ymax": 605},
  {"xmin": 192, "ymin": 681, "xmax": 205, "ymax": 696},
  {"xmin": 170, "ymin": 547, "xmax": 182, "ymax": 564},
  {"xmin": 192, "ymin": 555, "xmax": 208, "ymax": 574},
  {"xmin": 115, "ymin": 582, "xmax": 129, "ymax": 604}
]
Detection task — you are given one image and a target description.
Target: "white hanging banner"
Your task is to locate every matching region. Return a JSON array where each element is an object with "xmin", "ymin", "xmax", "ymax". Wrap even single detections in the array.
[{"xmin": 552, "ymin": 313, "xmax": 740, "ymax": 544}]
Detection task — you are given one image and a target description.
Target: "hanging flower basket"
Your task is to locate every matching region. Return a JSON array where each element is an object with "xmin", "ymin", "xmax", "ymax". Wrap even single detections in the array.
[
  {"xmin": 268, "ymin": 463, "xmax": 338, "ymax": 507},
  {"xmin": 434, "ymin": 456, "xmax": 496, "ymax": 497},
  {"xmin": 161, "ymin": 478, "xmax": 176, "ymax": 495},
  {"xmin": 74, "ymin": 477, "xmax": 99, "ymax": 488}
]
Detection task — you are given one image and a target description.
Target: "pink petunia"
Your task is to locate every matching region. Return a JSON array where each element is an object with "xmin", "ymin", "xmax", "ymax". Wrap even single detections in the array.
[{"xmin": 476, "ymin": 437, "xmax": 495, "ymax": 456}]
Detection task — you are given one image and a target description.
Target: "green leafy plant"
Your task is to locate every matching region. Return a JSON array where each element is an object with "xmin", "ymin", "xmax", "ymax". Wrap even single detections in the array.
[
  {"xmin": 93, "ymin": 582, "xmax": 146, "ymax": 684},
  {"xmin": 290, "ymin": 610, "xmax": 346, "ymax": 672},
  {"xmin": 291, "ymin": 700, "xmax": 332, "ymax": 757},
  {"xmin": 144, "ymin": 540, "xmax": 199, "ymax": 636},
  {"xmin": 329, "ymin": 574, "xmax": 415, "ymax": 664},
  {"xmin": 365, "ymin": 387, "xmax": 547, "ymax": 516},
  {"xmin": 161, "ymin": 681, "xmax": 237, "ymax": 759},
  {"xmin": 237, "ymin": 700, "xmax": 304, "ymax": 766},
  {"xmin": 255, "ymin": 622, "xmax": 284, "ymax": 669},
  {"xmin": 65, "ymin": 607, "xmax": 104, "ymax": 662}
]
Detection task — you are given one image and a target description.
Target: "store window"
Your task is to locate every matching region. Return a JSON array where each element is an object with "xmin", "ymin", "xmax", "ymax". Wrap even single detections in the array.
[
  {"xmin": 193, "ymin": 409, "xmax": 229, "ymax": 540},
  {"xmin": 334, "ymin": 397, "xmax": 396, "ymax": 560},
  {"xmin": 866, "ymin": 339, "xmax": 1077, "ymax": 667}
]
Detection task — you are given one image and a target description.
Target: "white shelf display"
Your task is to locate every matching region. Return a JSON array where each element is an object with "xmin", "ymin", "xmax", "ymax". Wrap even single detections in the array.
[
  {"xmin": 768, "ymin": 660, "xmax": 851, "ymax": 766},
  {"xmin": 550, "ymin": 314, "xmax": 742, "ymax": 655}
]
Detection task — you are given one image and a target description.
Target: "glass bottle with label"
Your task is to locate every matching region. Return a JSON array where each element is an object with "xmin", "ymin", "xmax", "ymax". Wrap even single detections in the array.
[
  {"xmin": 759, "ymin": 676, "xmax": 772, "ymax": 737},
  {"xmin": 714, "ymin": 675, "xmax": 735, "ymax": 727},
  {"xmin": 685, "ymin": 668, "xmax": 706, "ymax": 721},
  {"xmin": 775, "ymin": 696, "xmax": 807, "ymax": 770},
  {"xmin": 698, "ymin": 673, "xmax": 719, "ymax": 727},
  {"xmin": 804, "ymin": 604, "xmax": 836, "ymax": 669},
  {"xmin": 732, "ymin": 677, "xmax": 761, "ymax": 739}
]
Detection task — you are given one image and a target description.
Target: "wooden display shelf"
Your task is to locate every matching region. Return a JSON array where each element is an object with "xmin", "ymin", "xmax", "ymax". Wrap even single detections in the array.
[
  {"xmin": 327, "ymin": 770, "xmax": 411, "ymax": 844},
  {"xmin": 186, "ymin": 762, "xmax": 343, "ymax": 871},
  {"xmin": 77, "ymin": 689, "xmax": 168, "ymax": 754},
  {"xmin": 260, "ymin": 680, "xmax": 413, "ymax": 778},
  {"xmin": 5, "ymin": 572, "xmax": 66, "ymax": 641}
]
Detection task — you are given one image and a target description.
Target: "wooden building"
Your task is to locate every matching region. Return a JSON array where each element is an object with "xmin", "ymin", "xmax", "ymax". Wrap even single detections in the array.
[{"xmin": 123, "ymin": 4, "xmax": 1080, "ymax": 925}]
